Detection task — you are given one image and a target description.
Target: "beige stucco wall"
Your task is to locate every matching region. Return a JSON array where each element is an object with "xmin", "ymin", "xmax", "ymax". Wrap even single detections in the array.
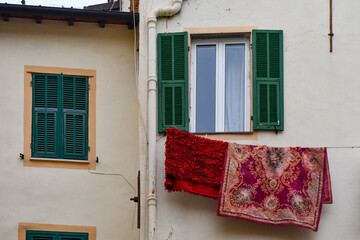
[
  {"xmin": 0, "ymin": 18, "xmax": 138, "ymax": 239},
  {"xmin": 138, "ymin": 0, "xmax": 360, "ymax": 239}
]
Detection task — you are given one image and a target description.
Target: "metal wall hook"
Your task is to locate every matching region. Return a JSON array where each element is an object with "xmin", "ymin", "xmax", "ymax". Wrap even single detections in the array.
[{"xmin": 129, "ymin": 171, "xmax": 140, "ymax": 229}]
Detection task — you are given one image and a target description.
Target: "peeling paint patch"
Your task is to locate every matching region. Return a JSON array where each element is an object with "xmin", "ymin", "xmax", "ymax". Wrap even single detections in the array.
[
  {"xmin": 166, "ymin": 228, "xmax": 174, "ymax": 240},
  {"xmin": 151, "ymin": 227, "xmax": 156, "ymax": 240}
]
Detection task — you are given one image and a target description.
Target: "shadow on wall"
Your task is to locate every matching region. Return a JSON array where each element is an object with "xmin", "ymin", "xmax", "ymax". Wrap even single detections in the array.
[{"xmin": 162, "ymin": 190, "xmax": 330, "ymax": 240}]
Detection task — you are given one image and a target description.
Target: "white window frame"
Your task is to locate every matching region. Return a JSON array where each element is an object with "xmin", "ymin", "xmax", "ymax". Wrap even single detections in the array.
[{"xmin": 190, "ymin": 37, "xmax": 251, "ymax": 133}]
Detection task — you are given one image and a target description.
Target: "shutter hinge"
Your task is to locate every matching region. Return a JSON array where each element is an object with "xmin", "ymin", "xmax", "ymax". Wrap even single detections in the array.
[
  {"xmin": 87, "ymin": 83, "xmax": 90, "ymax": 90},
  {"xmin": 30, "ymin": 81, "xmax": 33, "ymax": 86},
  {"xmin": 250, "ymin": 43, "xmax": 253, "ymax": 48},
  {"xmin": 87, "ymin": 146, "xmax": 90, "ymax": 151},
  {"xmin": 251, "ymin": 116, "xmax": 253, "ymax": 120},
  {"xmin": 188, "ymin": 46, "xmax": 190, "ymax": 52},
  {"xmin": 30, "ymin": 143, "xmax": 33, "ymax": 149}
]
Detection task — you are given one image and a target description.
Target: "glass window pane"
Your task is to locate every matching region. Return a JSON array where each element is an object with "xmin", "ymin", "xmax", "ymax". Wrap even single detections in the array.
[
  {"xmin": 196, "ymin": 45, "xmax": 216, "ymax": 133},
  {"xmin": 225, "ymin": 44, "xmax": 245, "ymax": 132}
]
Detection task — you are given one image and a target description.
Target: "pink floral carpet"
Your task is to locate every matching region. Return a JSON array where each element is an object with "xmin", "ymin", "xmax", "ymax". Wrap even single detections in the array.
[{"xmin": 217, "ymin": 143, "xmax": 332, "ymax": 231}]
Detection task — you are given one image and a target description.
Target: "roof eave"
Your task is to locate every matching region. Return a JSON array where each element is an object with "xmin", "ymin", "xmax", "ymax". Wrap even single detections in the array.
[{"xmin": 0, "ymin": 3, "xmax": 139, "ymax": 29}]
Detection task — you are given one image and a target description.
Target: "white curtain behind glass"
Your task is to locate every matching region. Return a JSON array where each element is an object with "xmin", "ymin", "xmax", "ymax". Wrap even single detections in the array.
[{"xmin": 225, "ymin": 44, "xmax": 245, "ymax": 132}]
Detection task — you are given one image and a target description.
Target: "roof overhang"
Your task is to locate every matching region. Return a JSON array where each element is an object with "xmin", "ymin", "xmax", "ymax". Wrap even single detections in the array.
[
  {"xmin": 0, "ymin": 3, "xmax": 139, "ymax": 29},
  {"xmin": 84, "ymin": 1, "xmax": 121, "ymax": 11}
]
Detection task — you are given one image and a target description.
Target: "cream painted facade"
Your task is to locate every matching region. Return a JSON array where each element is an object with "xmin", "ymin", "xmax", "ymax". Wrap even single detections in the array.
[
  {"xmin": 138, "ymin": 0, "xmax": 360, "ymax": 240},
  {"xmin": 0, "ymin": 18, "xmax": 138, "ymax": 239}
]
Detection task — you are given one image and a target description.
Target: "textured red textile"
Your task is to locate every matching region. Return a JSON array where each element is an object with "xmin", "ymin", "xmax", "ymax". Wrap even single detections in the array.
[
  {"xmin": 165, "ymin": 128, "xmax": 228, "ymax": 197},
  {"xmin": 171, "ymin": 178, "xmax": 221, "ymax": 198}
]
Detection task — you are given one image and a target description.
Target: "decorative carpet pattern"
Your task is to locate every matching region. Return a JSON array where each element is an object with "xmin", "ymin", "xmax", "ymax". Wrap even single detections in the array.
[{"xmin": 217, "ymin": 143, "xmax": 332, "ymax": 231}]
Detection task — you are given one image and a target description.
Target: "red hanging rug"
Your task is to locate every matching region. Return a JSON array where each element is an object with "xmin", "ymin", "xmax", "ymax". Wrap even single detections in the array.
[{"xmin": 165, "ymin": 128, "xmax": 228, "ymax": 198}]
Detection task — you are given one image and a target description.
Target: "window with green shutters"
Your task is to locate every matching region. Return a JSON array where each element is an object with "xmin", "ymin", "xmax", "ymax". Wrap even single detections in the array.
[
  {"xmin": 32, "ymin": 73, "xmax": 89, "ymax": 160},
  {"xmin": 252, "ymin": 30, "xmax": 284, "ymax": 131},
  {"xmin": 158, "ymin": 30, "xmax": 284, "ymax": 133},
  {"xmin": 26, "ymin": 230, "xmax": 88, "ymax": 240},
  {"xmin": 158, "ymin": 32, "xmax": 189, "ymax": 132}
]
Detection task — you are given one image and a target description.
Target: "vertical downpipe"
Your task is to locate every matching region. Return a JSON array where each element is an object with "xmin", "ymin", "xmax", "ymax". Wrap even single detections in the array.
[
  {"xmin": 147, "ymin": 1, "xmax": 183, "ymax": 239},
  {"xmin": 147, "ymin": 16, "xmax": 158, "ymax": 240}
]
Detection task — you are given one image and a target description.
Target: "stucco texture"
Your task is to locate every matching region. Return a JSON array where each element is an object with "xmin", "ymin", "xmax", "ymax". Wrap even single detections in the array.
[
  {"xmin": 0, "ymin": 18, "xmax": 138, "ymax": 239},
  {"xmin": 139, "ymin": 0, "xmax": 360, "ymax": 239}
]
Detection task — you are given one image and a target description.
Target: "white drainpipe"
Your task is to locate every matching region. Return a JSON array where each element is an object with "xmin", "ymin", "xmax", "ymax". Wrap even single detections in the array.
[{"xmin": 147, "ymin": 1, "xmax": 183, "ymax": 240}]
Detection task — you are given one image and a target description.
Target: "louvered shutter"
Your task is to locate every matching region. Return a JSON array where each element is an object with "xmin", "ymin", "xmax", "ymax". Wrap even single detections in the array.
[
  {"xmin": 58, "ymin": 232, "xmax": 88, "ymax": 240},
  {"xmin": 29, "ymin": 235, "xmax": 55, "ymax": 240},
  {"xmin": 252, "ymin": 30, "xmax": 284, "ymax": 131},
  {"xmin": 62, "ymin": 75, "xmax": 88, "ymax": 160},
  {"xmin": 158, "ymin": 32, "xmax": 189, "ymax": 132},
  {"xmin": 26, "ymin": 231, "xmax": 88, "ymax": 240},
  {"xmin": 26, "ymin": 230, "xmax": 56, "ymax": 240},
  {"xmin": 32, "ymin": 74, "xmax": 60, "ymax": 158}
]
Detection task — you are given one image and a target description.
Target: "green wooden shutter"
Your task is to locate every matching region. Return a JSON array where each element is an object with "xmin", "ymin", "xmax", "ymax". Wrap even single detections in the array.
[
  {"xmin": 57, "ymin": 232, "xmax": 89, "ymax": 240},
  {"xmin": 252, "ymin": 30, "xmax": 284, "ymax": 131},
  {"xmin": 26, "ymin": 230, "xmax": 88, "ymax": 240},
  {"xmin": 26, "ymin": 230, "xmax": 56, "ymax": 240},
  {"xmin": 62, "ymin": 75, "xmax": 88, "ymax": 160},
  {"xmin": 32, "ymin": 74, "xmax": 60, "ymax": 158},
  {"xmin": 158, "ymin": 32, "xmax": 189, "ymax": 132}
]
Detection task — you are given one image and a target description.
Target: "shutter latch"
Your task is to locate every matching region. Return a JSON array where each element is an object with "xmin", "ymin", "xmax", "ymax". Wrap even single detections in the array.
[{"xmin": 274, "ymin": 125, "xmax": 278, "ymax": 135}]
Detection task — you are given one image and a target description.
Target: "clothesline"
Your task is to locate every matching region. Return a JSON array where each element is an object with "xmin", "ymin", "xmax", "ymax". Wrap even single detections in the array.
[
  {"xmin": 165, "ymin": 128, "xmax": 333, "ymax": 231},
  {"xmin": 327, "ymin": 146, "xmax": 360, "ymax": 149}
]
